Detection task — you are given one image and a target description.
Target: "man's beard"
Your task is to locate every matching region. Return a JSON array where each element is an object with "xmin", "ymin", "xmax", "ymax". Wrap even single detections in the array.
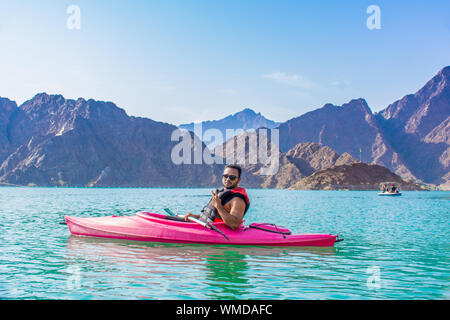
[{"xmin": 224, "ymin": 181, "xmax": 238, "ymax": 189}]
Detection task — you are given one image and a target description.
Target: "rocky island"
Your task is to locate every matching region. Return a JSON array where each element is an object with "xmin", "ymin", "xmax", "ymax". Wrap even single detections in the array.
[{"xmin": 289, "ymin": 162, "xmax": 420, "ymax": 190}]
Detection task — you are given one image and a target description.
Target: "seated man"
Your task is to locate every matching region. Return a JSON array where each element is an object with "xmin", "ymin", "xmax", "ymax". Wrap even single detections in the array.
[{"xmin": 184, "ymin": 164, "xmax": 250, "ymax": 230}]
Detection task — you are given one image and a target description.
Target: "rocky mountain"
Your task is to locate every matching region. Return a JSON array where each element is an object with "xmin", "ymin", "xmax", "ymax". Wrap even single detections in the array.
[
  {"xmin": 179, "ymin": 108, "xmax": 279, "ymax": 149},
  {"xmin": 277, "ymin": 67, "xmax": 450, "ymax": 185},
  {"xmin": 0, "ymin": 97, "xmax": 17, "ymax": 162},
  {"xmin": 376, "ymin": 66, "xmax": 450, "ymax": 185},
  {"xmin": 262, "ymin": 143, "xmax": 357, "ymax": 189},
  {"xmin": 0, "ymin": 67, "xmax": 447, "ymax": 188},
  {"xmin": 214, "ymin": 131, "xmax": 357, "ymax": 188},
  {"xmin": 2, "ymin": 92, "xmax": 364, "ymax": 189},
  {"xmin": 277, "ymin": 98, "xmax": 415, "ymax": 180},
  {"xmin": 0, "ymin": 93, "xmax": 222, "ymax": 187},
  {"xmin": 289, "ymin": 163, "xmax": 420, "ymax": 191}
]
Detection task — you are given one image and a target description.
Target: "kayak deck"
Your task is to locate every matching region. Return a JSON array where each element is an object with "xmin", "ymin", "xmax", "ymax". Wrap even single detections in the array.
[{"xmin": 64, "ymin": 212, "xmax": 339, "ymax": 247}]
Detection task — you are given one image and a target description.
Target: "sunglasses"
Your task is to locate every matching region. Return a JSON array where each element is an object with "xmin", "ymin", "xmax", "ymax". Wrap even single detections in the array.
[{"xmin": 222, "ymin": 174, "xmax": 238, "ymax": 181}]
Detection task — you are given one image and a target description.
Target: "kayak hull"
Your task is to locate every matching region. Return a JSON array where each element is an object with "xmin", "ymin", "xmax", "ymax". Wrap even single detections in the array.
[
  {"xmin": 64, "ymin": 212, "xmax": 338, "ymax": 247},
  {"xmin": 378, "ymin": 192, "xmax": 402, "ymax": 196}
]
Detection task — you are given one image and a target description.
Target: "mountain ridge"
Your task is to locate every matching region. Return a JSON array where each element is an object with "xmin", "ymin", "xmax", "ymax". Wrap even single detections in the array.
[
  {"xmin": 375, "ymin": 66, "xmax": 449, "ymax": 184},
  {"xmin": 0, "ymin": 93, "xmax": 222, "ymax": 187},
  {"xmin": 0, "ymin": 66, "xmax": 448, "ymax": 187},
  {"xmin": 179, "ymin": 107, "xmax": 280, "ymax": 149}
]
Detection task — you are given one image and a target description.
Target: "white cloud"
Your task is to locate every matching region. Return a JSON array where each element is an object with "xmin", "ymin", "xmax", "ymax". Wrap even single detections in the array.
[{"xmin": 263, "ymin": 72, "xmax": 314, "ymax": 89}]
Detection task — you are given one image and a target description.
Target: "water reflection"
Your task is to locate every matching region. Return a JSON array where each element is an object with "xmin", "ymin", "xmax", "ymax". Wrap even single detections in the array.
[
  {"xmin": 65, "ymin": 236, "xmax": 337, "ymax": 263},
  {"xmin": 64, "ymin": 236, "xmax": 337, "ymax": 299},
  {"xmin": 204, "ymin": 250, "xmax": 249, "ymax": 299}
]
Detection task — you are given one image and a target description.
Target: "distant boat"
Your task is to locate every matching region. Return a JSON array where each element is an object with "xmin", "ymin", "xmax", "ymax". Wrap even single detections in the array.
[{"xmin": 378, "ymin": 182, "xmax": 402, "ymax": 196}]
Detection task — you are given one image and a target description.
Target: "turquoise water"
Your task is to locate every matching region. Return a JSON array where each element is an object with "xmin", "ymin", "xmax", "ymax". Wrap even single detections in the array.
[{"xmin": 0, "ymin": 187, "xmax": 449, "ymax": 300}]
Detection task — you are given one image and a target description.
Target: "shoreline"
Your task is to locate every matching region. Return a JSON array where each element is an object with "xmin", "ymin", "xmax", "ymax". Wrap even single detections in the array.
[{"xmin": 0, "ymin": 185, "xmax": 443, "ymax": 191}]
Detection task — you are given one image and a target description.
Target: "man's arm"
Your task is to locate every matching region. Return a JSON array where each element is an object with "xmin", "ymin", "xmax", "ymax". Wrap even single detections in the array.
[
  {"xmin": 215, "ymin": 197, "xmax": 246, "ymax": 230},
  {"xmin": 184, "ymin": 213, "xmax": 200, "ymax": 221}
]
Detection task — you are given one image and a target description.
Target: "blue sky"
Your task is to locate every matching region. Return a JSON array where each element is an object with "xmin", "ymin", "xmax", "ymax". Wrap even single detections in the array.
[{"xmin": 0, "ymin": 0, "xmax": 449, "ymax": 124}]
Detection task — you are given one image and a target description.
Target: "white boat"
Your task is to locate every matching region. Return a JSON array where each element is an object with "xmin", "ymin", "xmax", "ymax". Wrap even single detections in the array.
[{"xmin": 378, "ymin": 182, "xmax": 402, "ymax": 196}]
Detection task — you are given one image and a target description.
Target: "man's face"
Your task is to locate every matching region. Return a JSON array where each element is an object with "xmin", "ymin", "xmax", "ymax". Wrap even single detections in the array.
[{"xmin": 222, "ymin": 168, "xmax": 240, "ymax": 189}]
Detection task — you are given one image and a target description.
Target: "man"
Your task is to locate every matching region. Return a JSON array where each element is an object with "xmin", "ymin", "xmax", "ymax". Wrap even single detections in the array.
[{"xmin": 184, "ymin": 164, "xmax": 250, "ymax": 230}]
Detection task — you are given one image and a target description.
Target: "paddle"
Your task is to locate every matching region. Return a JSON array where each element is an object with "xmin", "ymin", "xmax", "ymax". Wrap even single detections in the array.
[{"xmin": 163, "ymin": 208, "xmax": 229, "ymax": 241}]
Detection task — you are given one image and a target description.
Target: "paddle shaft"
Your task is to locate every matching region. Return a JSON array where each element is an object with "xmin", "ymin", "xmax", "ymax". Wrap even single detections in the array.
[
  {"xmin": 182, "ymin": 215, "xmax": 208, "ymax": 228},
  {"xmin": 164, "ymin": 208, "xmax": 207, "ymax": 226},
  {"xmin": 163, "ymin": 208, "xmax": 229, "ymax": 241}
]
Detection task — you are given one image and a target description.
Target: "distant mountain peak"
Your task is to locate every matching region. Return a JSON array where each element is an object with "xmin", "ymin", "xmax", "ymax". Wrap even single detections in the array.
[
  {"xmin": 0, "ymin": 97, "xmax": 17, "ymax": 110},
  {"xmin": 179, "ymin": 107, "xmax": 279, "ymax": 148},
  {"xmin": 378, "ymin": 66, "xmax": 449, "ymax": 131},
  {"xmin": 418, "ymin": 66, "xmax": 449, "ymax": 97},
  {"xmin": 438, "ymin": 65, "xmax": 450, "ymax": 77},
  {"xmin": 349, "ymin": 98, "xmax": 368, "ymax": 105},
  {"xmin": 21, "ymin": 93, "xmax": 67, "ymax": 113},
  {"xmin": 179, "ymin": 108, "xmax": 278, "ymax": 130},
  {"xmin": 236, "ymin": 107, "xmax": 257, "ymax": 115},
  {"xmin": 343, "ymin": 98, "xmax": 372, "ymax": 113},
  {"xmin": 320, "ymin": 98, "xmax": 370, "ymax": 114},
  {"xmin": 32, "ymin": 92, "xmax": 64, "ymax": 102}
]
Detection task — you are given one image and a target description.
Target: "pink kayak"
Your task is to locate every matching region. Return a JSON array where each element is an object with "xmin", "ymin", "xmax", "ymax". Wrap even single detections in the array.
[{"xmin": 64, "ymin": 212, "xmax": 341, "ymax": 247}]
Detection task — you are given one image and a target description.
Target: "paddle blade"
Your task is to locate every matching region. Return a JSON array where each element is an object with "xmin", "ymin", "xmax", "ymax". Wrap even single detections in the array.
[{"xmin": 163, "ymin": 208, "xmax": 176, "ymax": 216}]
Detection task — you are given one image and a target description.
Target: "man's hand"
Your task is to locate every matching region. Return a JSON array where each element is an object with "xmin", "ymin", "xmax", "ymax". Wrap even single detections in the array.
[
  {"xmin": 184, "ymin": 213, "xmax": 200, "ymax": 221},
  {"xmin": 210, "ymin": 189, "xmax": 222, "ymax": 210}
]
